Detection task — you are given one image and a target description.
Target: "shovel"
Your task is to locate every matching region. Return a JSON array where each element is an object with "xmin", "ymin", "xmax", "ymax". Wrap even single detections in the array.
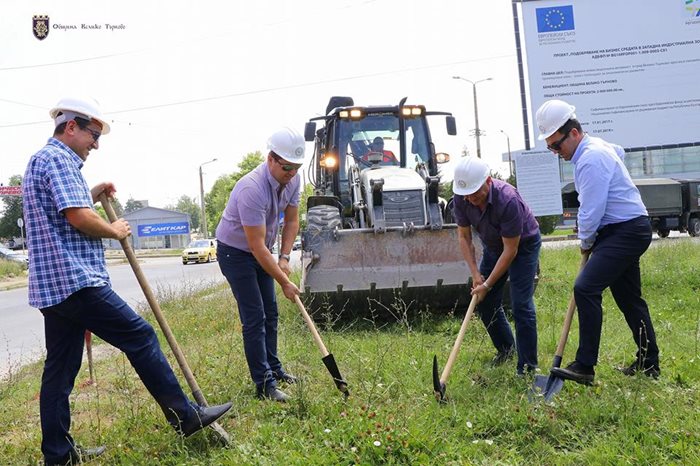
[
  {"xmin": 433, "ymin": 294, "xmax": 479, "ymax": 402},
  {"xmin": 294, "ymin": 296, "xmax": 349, "ymax": 397},
  {"xmin": 85, "ymin": 330, "xmax": 95, "ymax": 385},
  {"xmin": 531, "ymin": 252, "xmax": 589, "ymax": 402},
  {"xmin": 100, "ymin": 195, "xmax": 231, "ymax": 444}
]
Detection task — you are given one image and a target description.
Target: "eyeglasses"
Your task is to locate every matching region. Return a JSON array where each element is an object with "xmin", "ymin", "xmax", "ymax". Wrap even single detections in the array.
[
  {"xmin": 271, "ymin": 154, "xmax": 301, "ymax": 172},
  {"xmin": 81, "ymin": 126, "xmax": 101, "ymax": 143},
  {"xmin": 547, "ymin": 129, "xmax": 570, "ymax": 152}
]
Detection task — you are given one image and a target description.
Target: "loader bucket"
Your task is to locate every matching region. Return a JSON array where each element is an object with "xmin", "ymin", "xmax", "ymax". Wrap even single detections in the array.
[{"xmin": 301, "ymin": 225, "xmax": 481, "ymax": 319}]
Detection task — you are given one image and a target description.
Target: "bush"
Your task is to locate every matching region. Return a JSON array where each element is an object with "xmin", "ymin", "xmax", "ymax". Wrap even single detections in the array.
[{"xmin": 536, "ymin": 214, "xmax": 559, "ymax": 235}]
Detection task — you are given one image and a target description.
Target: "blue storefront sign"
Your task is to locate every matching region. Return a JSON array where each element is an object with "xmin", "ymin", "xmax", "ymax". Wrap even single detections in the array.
[{"xmin": 137, "ymin": 222, "xmax": 190, "ymax": 237}]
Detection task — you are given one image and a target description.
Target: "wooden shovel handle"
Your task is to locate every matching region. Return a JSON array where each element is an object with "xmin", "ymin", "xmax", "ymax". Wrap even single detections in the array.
[
  {"xmin": 440, "ymin": 293, "xmax": 479, "ymax": 384},
  {"xmin": 554, "ymin": 252, "xmax": 590, "ymax": 358},
  {"xmin": 294, "ymin": 295, "xmax": 330, "ymax": 357}
]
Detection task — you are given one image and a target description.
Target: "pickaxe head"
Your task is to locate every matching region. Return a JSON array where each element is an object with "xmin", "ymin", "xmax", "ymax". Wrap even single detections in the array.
[
  {"xmin": 432, "ymin": 355, "xmax": 447, "ymax": 403},
  {"xmin": 322, "ymin": 353, "xmax": 350, "ymax": 398}
]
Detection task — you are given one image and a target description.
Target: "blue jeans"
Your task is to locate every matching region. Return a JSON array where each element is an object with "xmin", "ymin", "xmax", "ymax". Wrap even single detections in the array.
[
  {"xmin": 477, "ymin": 234, "xmax": 541, "ymax": 372},
  {"xmin": 574, "ymin": 216, "xmax": 658, "ymax": 367},
  {"xmin": 217, "ymin": 242, "xmax": 282, "ymax": 390},
  {"xmin": 39, "ymin": 285, "xmax": 193, "ymax": 464}
]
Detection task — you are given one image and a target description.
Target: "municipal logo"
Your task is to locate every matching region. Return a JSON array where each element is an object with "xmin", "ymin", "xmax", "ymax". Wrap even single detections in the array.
[
  {"xmin": 536, "ymin": 6, "xmax": 575, "ymax": 33},
  {"xmin": 685, "ymin": 0, "xmax": 700, "ymax": 18},
  {"xmin": 33, "ymin": 15, "xmax": 50, "ymax": 40}
]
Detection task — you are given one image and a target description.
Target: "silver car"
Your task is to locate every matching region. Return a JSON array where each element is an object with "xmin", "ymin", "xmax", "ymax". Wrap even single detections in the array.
[{"xmin": 0, "ymin": 246, "xmax": 29, "ymax": 266}]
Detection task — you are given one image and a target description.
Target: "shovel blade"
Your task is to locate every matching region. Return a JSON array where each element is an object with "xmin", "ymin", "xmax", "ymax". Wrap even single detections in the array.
[
  {"xmin": 529, "ymin": 373, "xmax": 565, "ymax": 402},
  {"xmin": 432, "ymin": 356, "xmax": 446, "ymax": 403},
  {"xmin": 322, "ymin": 353, "xmax": 349, "ymax": 397}
]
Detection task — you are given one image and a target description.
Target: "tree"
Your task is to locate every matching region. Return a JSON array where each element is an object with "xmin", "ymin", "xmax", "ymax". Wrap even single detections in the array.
[
  {"xmin": 0, "ymin": 175, "xmax": 24, "ymax": 241},
  {"xmin": 297, "ymin": 183, "xmax": 314, "ymax": 231},
  {"xmin": 205, "ymin": 151, "xmax": 264, "ymax": 233},
  {"xmin": 124, "ymin": 198, "xmax": 144, "ymax": 214},
  {"xmin": 165, "ymin": 195, "xmax": 200, "ymax": 231}
]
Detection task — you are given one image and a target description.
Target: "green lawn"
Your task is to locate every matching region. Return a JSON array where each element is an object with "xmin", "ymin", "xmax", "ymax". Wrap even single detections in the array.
[{"xmin": 1, "ymin": 240, "xmax": 698, "ymax": 464}]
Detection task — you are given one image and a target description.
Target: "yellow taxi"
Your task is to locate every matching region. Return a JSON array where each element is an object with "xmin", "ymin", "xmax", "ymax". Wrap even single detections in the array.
[{"xmin": 182, "ymin": 239, "xmax": 217, "ymax": 265}]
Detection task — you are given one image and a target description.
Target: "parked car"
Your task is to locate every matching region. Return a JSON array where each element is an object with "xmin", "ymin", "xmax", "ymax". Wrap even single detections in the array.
[
  {"xmin": 0, "ymin": 246, "xmax": 29, "ymax": 266},
  {"xmin": 182, "ymin": 239, "xmax": 217, "ymax": 265}
]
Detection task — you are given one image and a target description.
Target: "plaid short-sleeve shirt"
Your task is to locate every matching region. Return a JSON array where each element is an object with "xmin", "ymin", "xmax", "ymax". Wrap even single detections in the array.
[{"xmin": 22, "ymin": 138, "xmax": 110, "ymax": 308}]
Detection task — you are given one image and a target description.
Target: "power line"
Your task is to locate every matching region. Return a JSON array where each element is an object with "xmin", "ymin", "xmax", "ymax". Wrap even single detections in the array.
[{"xmin": 0, "ymin": 53, "xmax": 514, "ymax": 129}]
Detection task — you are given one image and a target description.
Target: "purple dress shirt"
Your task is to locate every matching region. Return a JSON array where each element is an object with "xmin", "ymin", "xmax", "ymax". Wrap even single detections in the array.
[
  {"xmin": 215, "ymin": 162, "xmax": 300, "ymax": 252},
  {"xmin": 453, "ymin": 179, "xmax": 539, "ymax": 253}
]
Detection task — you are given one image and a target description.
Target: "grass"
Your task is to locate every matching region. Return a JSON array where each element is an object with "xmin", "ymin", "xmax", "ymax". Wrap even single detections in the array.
[
  {"xmin": 546, "ymin": 228, "xmax": 575, "ymax": 237},
  {"xmin": 1, "ymin": 240, "xmax": 699, "ymax": 464},
  {"xmin": 0, "ymin": 258, "xmax": 26, "ymax": 280}
]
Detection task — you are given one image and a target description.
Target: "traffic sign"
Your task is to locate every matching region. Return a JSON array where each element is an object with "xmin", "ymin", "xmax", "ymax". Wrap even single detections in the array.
[{"xmin": 0, "ymin": 186, "xmax": 21, "ymax": 196}]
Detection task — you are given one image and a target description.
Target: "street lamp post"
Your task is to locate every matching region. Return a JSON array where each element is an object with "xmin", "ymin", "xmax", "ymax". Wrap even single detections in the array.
[
  {"xmin": 452, "ymin": 76, "xmax": 493, "ymax": 158},
  {"xmin": 199, "ymin": 158, "xmax": 217, "ymax": 237},
  {"xmin": 500, "ymin": 129, "xmax": 513, "ymax": 181}
]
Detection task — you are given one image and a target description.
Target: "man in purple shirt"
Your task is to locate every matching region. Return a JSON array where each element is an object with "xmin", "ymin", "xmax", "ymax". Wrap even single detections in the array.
[
  {"xmin": 452, "ymin": 157, "xmax": 541, "ymax": 375},
  {"xmin": 216, "ymin": 127, "xmax": 305, "ymax": 402}
]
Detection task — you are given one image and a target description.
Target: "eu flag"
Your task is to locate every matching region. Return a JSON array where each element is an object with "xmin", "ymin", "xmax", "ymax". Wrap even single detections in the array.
[{"xmin": 536, "ymin": 5, "xmax": 575, "ymax": 33}]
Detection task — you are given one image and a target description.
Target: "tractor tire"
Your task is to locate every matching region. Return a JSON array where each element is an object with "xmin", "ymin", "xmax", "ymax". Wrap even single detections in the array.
[
  {"xmin": 688, "ymin": 217, "xmax": 700, "ymax": 237},
  {"xmin": 306, "ymin": 205, "xmax": 342, "ymax": 232},
  {"xmin": 657, "ymin": 228, "xmax": 670, "ymax": 238}
]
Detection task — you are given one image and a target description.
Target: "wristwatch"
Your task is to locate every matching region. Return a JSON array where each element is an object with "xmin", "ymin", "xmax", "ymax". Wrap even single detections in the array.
[{"xmin": 279, "ymin": 253, "xmax": 291, "ymax": 261}]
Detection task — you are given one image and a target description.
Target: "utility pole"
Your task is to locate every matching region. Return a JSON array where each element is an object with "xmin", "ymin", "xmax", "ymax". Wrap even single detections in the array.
[
  {"xmin": 452, "ymin": 76, "xmax": 493, "ymax": 158},
  {"xmin": 500, "ymin": 129, "xmax": 513, "ymax": 182},
  {"xmin": 199, "ymin": 158, "xmax": 217, "ymax": 237}
]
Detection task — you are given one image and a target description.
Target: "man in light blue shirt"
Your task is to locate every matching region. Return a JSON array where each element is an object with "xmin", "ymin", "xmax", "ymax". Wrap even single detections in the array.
[
  {"xmin": 216, "ymin": 127, "xmax": 305, "ymax": 402},
  {"xmin": 535, "ymin": 100, "xmax": 660, "ymax": 385}
]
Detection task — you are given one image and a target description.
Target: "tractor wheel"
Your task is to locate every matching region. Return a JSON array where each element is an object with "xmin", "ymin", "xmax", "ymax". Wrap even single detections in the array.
[
  {"xmin": 688, "ymin": 217, "xmax": 700, "ymax": 237},
  {"xmin": 306, "ymin": 205, "xmax": 342, "ymax": 232},
  {"xmin": 657, "ymin": 228, "xmax": 670, "ymax": 238}
]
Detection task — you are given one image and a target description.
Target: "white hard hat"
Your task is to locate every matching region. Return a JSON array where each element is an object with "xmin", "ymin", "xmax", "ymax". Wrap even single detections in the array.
[
  {"xmin": 453, "ymin": 157, "xmax": 490, "ymax": 196},
  {"xmin": 535, "ymin": 99, "xmax": 576, "ymax": 140},
  {"xmin": 49, "ymin": 96, "xmax": 111, "ymax": 135},
  {"xmin": 267, "ymin": 127, "xmax": 305, "ymax": 163}
]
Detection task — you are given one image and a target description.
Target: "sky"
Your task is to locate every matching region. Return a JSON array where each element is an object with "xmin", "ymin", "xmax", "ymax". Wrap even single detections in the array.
[{"xmin": 1, "ymin": 0, "xmax": 527, "ymax": 208}]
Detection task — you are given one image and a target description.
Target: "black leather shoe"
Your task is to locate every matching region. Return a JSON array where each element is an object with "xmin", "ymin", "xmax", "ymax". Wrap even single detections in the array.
[
  {"xmin": 491, "ymin": 348, "xmax": 514, "ymax": 366},
  {"xmin": 178, "ymin": 402, "xmax": 233, "ymax": 438},
  {"xmin": 257, "ymin": 385, "xmax": 291, "ymax": 402},
  {"xmin": 618, "ymin": 360, "xmax": 660, "ymax": 379},
  {"xmin": 550, "ymin": 361, "xmax": 595, "ymax": 385},
  {"xmin": 45, "ymin": 444, "xmax": 106, "ymax": 465},
  {"xmin": 273, "ymin": 370, "xmax": 298, "ymax": 384}
]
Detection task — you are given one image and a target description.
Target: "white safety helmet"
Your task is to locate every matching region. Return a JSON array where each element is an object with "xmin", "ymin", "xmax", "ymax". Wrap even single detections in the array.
[
  {"xmin": 453, "ymin": 157, "xmax": 490, "ymax": 196},
  {"xmin": 267, "ymin": 127, "xmax": 305, "ymax": 163},
  {"xmin": 49, "ymin": 96, "xmax": 111, "ymax": 134},
  {"xmin": 535, "ymin": 99, "xmax": 575, "ymax": 141}
]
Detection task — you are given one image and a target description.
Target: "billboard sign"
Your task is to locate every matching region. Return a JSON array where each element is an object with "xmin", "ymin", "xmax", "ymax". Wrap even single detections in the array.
[
  {"xmin": 519, "ymin": 0, "xmax": 700, "ymax": 149},
  {"xmin": 137, "ymin": 222, "xmax": 189, "ymax": 237}
]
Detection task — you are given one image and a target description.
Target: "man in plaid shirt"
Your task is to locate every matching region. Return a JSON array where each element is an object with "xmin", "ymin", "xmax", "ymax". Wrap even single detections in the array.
[{"xmin": 23, "ymin": 97, "xmax": 231, "ymax": 466}]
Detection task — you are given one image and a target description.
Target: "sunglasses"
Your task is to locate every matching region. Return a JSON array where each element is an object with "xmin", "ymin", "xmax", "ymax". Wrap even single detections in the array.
[
  {"xmin": 271, "ymin": 154, "xmax": 301, "ymax": 172},
  {"xmin": 81, "ymin": 126, "xmax": 101, "ymax": 143},
  {"xmin": 547, "ymin": 129, "xmax": 570, "ymax": 152}
]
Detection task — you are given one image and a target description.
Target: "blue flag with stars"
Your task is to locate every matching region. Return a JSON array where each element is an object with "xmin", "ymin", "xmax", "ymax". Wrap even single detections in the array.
[{"xmin": 536, "ymin": 5, "xmax": 575, "ymax": 32}]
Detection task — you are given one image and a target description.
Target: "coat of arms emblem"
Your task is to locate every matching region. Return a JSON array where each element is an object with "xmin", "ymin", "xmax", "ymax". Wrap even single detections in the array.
[{"xmin": 33, "ymin": 15, "xmax": 49, "ymax": 41}]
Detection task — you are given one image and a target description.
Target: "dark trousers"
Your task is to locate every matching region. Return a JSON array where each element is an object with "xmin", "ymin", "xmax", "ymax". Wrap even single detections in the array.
[
  {"xmin": 217, "ymin": 243, "xmax": 282, "ymax": 389},
  {"xmin": 477, "ymin": 234, "xmax": 541, "ymax": 372},
  {"xmin": 39, "ymin": 285, "xmax": 193, "ymax": 463},
  {"xmin": 574, "ymin": 216, "xmax": 659, "ymax": 367}
]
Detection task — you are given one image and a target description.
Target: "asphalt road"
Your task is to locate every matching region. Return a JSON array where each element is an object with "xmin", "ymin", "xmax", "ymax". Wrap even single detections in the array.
[{"xmin": 0, "ymin": 257, "xmax": 226, "ymax": 379}]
